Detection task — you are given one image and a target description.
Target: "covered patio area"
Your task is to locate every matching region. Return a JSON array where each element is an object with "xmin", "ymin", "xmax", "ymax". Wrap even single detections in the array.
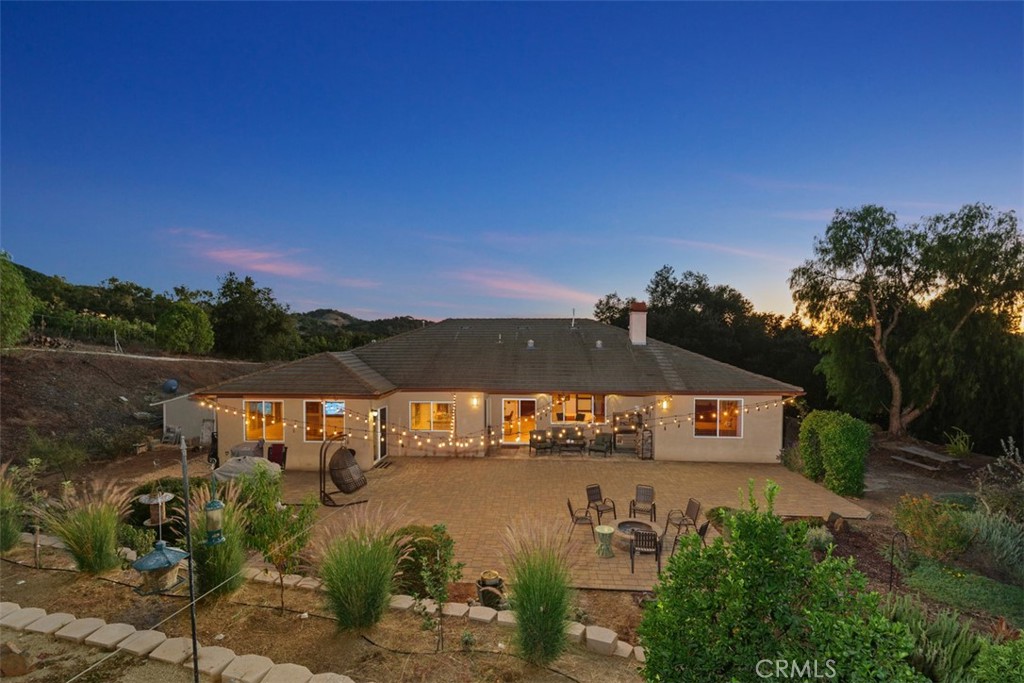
[{"xmin": 282, "ymin": 457, "xmax": 869, "ymax": 591}]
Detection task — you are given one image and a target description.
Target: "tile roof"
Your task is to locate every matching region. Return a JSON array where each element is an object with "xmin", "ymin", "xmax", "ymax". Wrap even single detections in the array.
[{"xmin": 198, "ymin": 318, "xmax": 802, "ymax": 397}]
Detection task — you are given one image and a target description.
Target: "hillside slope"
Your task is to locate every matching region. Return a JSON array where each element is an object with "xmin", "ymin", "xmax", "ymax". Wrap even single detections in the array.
[{"xmin": 0, "ymin": 347, "xmax": 265, "ymax": 462}]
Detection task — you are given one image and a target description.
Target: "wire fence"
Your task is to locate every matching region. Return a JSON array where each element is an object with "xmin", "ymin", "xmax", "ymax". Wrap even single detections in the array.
[{"xmin": 31, "ymin": 312, "xmax": 157, "ymax": 348}]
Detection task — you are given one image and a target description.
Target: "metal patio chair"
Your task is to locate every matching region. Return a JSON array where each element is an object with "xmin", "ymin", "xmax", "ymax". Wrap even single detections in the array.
[
  {"xmin": 629, "ymin": 484, "xmax": 656, "ymax": 521},
  {"xmin": 567, "ymin": 498, "xmax": 596, "ymax": 541},
  {"xmin": 585, "ymin": 484, "xmax": 617, "ymax": 524}
]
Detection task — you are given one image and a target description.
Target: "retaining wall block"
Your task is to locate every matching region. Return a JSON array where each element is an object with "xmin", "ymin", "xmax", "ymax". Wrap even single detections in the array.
[
  {"xmin": 389, "ymin": 595, "xmax": 415, "ymax": 611},
  {"xmin": 308, "ymin": 674, "xmax": 356, "ymax": 683},
  {"xmin": 84, "ymin": 622, "xmax": 137, "ymax": 650},
  {"xmin": 565, "ymin": 622, "xmax": 586, "ymax": 644},
  {"xmin": 0, "ymin": 602, "xmax": 20, "ymax": 618},
  {"xmin": 261, "ymin": 662, "xmax": 314, "ymax": 683},
  {"xmin": 0, "ymin": 607, "xmax": 46, "ymax": 630},
  {"xmin": 584, "ymin": 625, "xmax": 618, "ymax": 656},
  {"xmin": 54, "ymin": 617, "xmax": 105, "ymax": 643},
  {"xmin": 468, "ymin": 606, "xmax": 497, "ymax": 623},
  {"xmin": 117, "ymin": 630, "xmax": 167, "ymax": 657},
  {"xmin": 221, "ymin": 653, "xmax": 275, "ymax": 683},
  {"xmin": 442, "ymin": 602, "xmax": 469, "ymax": 618},
  {"xmin": 149, "ymin": 636, "xmax": 199, "ymax": 665},
  {"xmin": 24, "ymin": 612, "xmax": 75, "ymax": 635},
  {"xmin": 189, "ymin": 645, "xmax": 237, "ymax": 680}
]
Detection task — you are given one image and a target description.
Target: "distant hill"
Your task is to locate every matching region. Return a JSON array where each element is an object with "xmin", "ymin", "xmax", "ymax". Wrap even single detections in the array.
[
  {"xmin": 292, "ymin": 309, "xmax": 428, "ymax": 346},
  {"xmin": 13, "ymin": 261, "xmax": 431, "ymax": 353}
]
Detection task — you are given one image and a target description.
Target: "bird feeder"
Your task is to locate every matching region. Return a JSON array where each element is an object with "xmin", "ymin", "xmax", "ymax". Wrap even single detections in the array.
[
  {"xmin": 138, "ymin": 492, "xmax": 175, "ymax": 528},
  {"xmin": 204, "ymin": 498, "xmax": 225, "ymax": 546},
  {"xmin": 133, "ymin": 540, "xmax": 188, "ymax": 595}
]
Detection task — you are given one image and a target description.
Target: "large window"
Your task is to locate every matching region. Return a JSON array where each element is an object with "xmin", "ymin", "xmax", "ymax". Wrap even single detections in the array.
[
  {"xmin": 410, "ymin": 401, "xmax": 453, "ymax": 432},
  {"xmin": 244, "ymin": 400, "xmax": 284, "ymax": 441},
  {"xmin": 305, "ymin": 400, "xmax": 346, "ymax": 441},
  {"xmin": 694, "ymin": 398, "xmax": 743, "ymax": 438},
  {"xmin": 552, "ymin": 394, "xmax": 606, "ymax": 423}
]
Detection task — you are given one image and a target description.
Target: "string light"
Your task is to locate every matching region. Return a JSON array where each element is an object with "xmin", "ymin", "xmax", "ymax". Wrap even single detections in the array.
[{"xmin": 191, "ymin": 395, "xmax": 797, "ymax": 456}]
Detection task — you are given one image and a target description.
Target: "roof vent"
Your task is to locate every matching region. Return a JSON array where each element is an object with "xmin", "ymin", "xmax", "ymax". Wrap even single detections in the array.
[
  {"xmin": 497, "ymin": 334, "xmax": 502, "ymax": 344},
  {"xmin": 595, "ymin": 340, "xmax": 603, "ymax": 349},
  {"xmin": 527, "ymin": 339, "xmax": 535, "ymax": 349}
]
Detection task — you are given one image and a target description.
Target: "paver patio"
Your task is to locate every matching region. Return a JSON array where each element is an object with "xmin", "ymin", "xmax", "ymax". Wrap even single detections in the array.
[{"xmin": 282, "ymin": 452, "xmax": 869, "ymax": 591}]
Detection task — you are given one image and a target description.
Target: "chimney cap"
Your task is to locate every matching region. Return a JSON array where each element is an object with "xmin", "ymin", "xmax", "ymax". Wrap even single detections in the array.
[{"xmin": 630, "ymin": 302, "xmax": 648, "ymax": 312}]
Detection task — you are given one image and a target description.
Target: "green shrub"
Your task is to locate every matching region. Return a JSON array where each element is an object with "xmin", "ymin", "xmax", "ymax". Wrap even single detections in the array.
[
  {"xmin": 318, "ymin": 505, "xmax": 405, "ymax": 630},
  {"xmin": 117, "ymin": 523, "xmax": 155, "ymax": 559},
  {"xmin": 943, "ymin": 427, "xmax": 974, "ymax": 458},
  {"xmin": 503, "ymin": 519, "xmax": 574, "ymax": 667},
  {"xmin": 805, "ymin": 525, "xmax": 835, "ymax": 552},
  {"xmin": 958, "ymin": 509, "xmax": 1024, "ymax": 584},
  {"xmin": 799, "ymin": 411, "xmax": 829, "ymax": 480},
  {"xmin": 26, "ymin": 428, "xmax": 87, "ymax": 481},
  {"xmin": 639, "ymin": 480, "xmax": 922, "ymax": 683},
  {"xmin": 184, "ymin": 481, "xmax": 247, "ymax": 597},
  {"xmin": 38, "ymin": 481, "xmax": 133, "ymax": 573},
  {"xmin": 906, "ymin": 559, "xmax": 1024, "ymax": 629},
  {"xmin": 895, "ymin": 494, "xmax": 972, "ymax": 562},
  {"xmin": 970, "ymin": 639, "xmax": 1024, "ymax": 682},
  {"xmin": 974, "ymin": 437, "xmax": 1024, "ymax": 524},
  {"xmin": 820, "ymin": 413, "xmax": 870, "ymax": 496},
  {"xmin": 884, "ymin": 595, "xmax": 984, "ymax": 682},
  {"xmin": 799, "ymin": 410, "xmax": 870, "ymax": 495},
  {"xmin": 779, "ymin": 444, "xmax": 804, "ymax": 473},
  {"xmin": 86, "ymin": 426, "xmax": 150, "ymax": 460},
  {"xmin": 0, "ymin": 464, "xmax": 27, "ymax": 553}
]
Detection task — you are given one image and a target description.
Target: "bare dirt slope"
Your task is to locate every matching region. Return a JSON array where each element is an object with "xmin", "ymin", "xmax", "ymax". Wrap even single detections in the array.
[{"xmin": 0, "ymin": 346, "xmax": 265, "ymax": 462}]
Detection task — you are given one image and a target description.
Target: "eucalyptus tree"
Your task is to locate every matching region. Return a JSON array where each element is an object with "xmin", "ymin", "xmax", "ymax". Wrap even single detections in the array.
[{"xmin": 790, "ymin": 204, "xmax": 1022, "ymax": 437}]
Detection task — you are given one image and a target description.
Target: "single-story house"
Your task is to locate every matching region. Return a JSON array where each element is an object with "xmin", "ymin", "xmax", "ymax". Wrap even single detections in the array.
[
  {"xmin": 150, "ymin": 392, "xmax": 216, "ymax": 446},
  {"xmin": 194, "ymin": 304, "xmax": 803, "ymax": 472}
]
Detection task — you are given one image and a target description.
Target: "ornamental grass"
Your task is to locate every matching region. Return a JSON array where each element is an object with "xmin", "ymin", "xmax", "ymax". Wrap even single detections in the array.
[
  {"xmin": 36, "ymin": 480, "xmax": 133, "ymax": 573},
  {"xmin": 502, "ymin": 517, "xmax": 576, "ymax": 666},
  {"xmin": 315, "ymin": 504, "xmax": 409, "ymax": 630},
  {"xmin": 180, "ymin": 480, "xmax": 248, "ymax": 597}
]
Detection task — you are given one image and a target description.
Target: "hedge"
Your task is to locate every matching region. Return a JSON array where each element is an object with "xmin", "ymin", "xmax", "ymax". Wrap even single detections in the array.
[{"xmin": 798, "ymin": 410, "xmax": 871, "ymax": 497}]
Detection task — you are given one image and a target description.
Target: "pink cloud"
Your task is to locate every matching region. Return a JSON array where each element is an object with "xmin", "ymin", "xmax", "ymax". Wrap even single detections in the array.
[
  {"xmin": 164, "ymin": 228, "xmax": 379, "ymax": 289},
  {"xmin": 452, "ymin": 269, "xmax": 597, "ymax": 304}
]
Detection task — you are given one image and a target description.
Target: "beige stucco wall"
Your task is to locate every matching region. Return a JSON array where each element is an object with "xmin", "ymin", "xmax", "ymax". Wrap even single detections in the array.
[
  {"xmin": 648, "ymin": 394, "xmax": 785, "ymax": 463},
  {"xmin": 210, "ymin": 391, "xmax": 787, "ymax": 471}
]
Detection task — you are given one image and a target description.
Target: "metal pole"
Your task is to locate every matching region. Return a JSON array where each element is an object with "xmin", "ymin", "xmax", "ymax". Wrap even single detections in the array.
[{"xmin": 180, "ymin": 439, "xmax": 200, "ymax": 683}]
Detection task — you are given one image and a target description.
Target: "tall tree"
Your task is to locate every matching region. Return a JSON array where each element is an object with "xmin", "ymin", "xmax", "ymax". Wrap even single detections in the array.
[
  {"xmin": 790, "ymin": 204, "xmax": 1023, "ymax": 436},
  {"xmin": 210, "ymin": 272, "xmax": 301, "ymax": 360},
  {"xmin": 155, "ymin": 301, "xmax": 215, "ymax": 354},
  {"xmin": 0, "ymin": 253, "xmax": 35, "ymax": 346}
]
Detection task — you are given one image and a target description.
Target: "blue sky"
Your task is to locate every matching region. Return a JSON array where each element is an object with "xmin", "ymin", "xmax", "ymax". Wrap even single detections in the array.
[{"xmin": 2, "ymin": 2, "xmax": 1021, "ymax": 320}]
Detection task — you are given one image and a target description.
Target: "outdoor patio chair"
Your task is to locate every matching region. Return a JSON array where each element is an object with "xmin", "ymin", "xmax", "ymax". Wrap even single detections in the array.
[
  {"xmin": 586, "ymin": 484, "xmax": 617, "ymax": 524},
  {"xmin": 587, "ymin": 433, "xmax": 613, "ymax": 456},
  {"xmin": 629, "ymin": 484, "xmax": 656, "ymax": 521},
  {"xmin": 630, "ymin": 528, "xmax": 662, "ymax": 574},
  {"xmin": 529, "ymin": 430, "xmax": 554, "ymax": 456},
  {"xmin": 670, "ymin": 519, "xmax": 711, "ymax": 556},
  {"xmin": 267, "ymin": 443, "xmax": 288, "ymax": 470},
  {"xmin": 567, "ymin": 498, "xmax": 596, "ymax": 541},
  {"xmin": 665, "ymin": 497, "xmax": 701, "ymax": 538}
]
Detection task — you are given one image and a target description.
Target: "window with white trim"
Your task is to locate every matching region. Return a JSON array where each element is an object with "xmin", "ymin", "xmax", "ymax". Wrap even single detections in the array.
[
  {"xmin": 410, "ymin": 401, "xmax": 453, "ymax": 431},
  {"xmin": 551, "ymin": 393, "xmax": 606, "ymax": 423},
  {"xmin": 694, "ymin": 398, "xmax": 743, "ymax": 438},
  {"xmin": 304, "ymin": 400, "xmax": 346, "ymax": 441},
  {"xmin": 244, "ymin": 400, "xmax": 284, "ymax": 441}
]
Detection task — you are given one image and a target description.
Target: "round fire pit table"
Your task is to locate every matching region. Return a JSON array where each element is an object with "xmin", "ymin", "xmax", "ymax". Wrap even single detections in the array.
[{"xmin": 595, "ymin": 525, "xmax": 615, "ymax": 558}]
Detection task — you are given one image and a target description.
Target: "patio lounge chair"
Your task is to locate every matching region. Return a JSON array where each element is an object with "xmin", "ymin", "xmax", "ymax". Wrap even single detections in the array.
[
  {"xmin": 529, "ymin": 430, "xmax": 554, "ymax": 456},
  {"xmin": 588, "ymin": 433, "xmax": 613, "ymax": 456},
  {"xmin": 586, "ymin": 484, "xmax": 617, "ymax": 524},
  {"xmin": 567, "ymin": 498, "xmax": 596, "ymax": 541},
  {"xmin": 630, "ymin": 484, "xmax": 656, "ymax": 521},
  {"xmin": 630, "ymin": 528, "xmax": 662, "ymax": 573}
]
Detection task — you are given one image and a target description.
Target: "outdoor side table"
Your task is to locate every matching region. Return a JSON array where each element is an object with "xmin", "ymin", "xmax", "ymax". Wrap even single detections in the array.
[{"xmin": 595, "ymin": 525, "xmax": 615, "ymax": 558}]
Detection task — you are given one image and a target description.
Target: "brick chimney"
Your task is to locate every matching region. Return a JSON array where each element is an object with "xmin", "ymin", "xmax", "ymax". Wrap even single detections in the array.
[{"xmin": 629, "ymin": 302, "xmax": 647, "ymax": 346}]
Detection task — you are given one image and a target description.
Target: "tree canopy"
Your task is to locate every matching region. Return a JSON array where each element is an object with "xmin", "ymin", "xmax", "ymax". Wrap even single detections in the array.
[
  {"xmin": 155, "ymin": 301, "xmax": 215, "ymax": 355},
  {"xmin": 0, "ymin": 253, "xmax": 35, "ymax": 346},
  {"xmin": 790, "ymin": 203, "xmax": 1023, "ymax": 437},
  {"xmin": 210, "ymin": 272, "xmax": 302, "ymax": 361}
]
